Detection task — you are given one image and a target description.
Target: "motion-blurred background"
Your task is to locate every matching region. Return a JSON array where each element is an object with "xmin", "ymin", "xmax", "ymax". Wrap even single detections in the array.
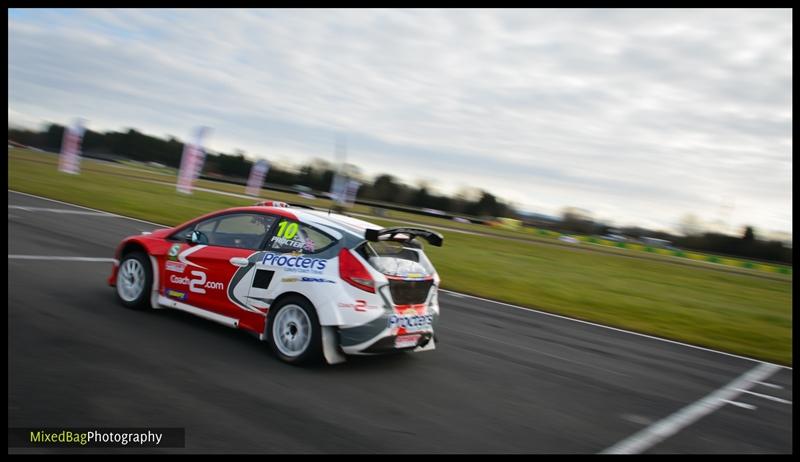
[{"xmin": 8, "ymin": 9, "xmax": 792, "ymax": 369}]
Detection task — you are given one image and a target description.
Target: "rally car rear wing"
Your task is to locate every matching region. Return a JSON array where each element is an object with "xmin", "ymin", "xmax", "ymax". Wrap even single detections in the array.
[{"xmin": 364, "ymin": 227, "xmax": 444, "ymax": 247}]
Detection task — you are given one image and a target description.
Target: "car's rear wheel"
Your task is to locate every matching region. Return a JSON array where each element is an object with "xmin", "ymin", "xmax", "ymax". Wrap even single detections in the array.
[
  {"xmin": 116, "ymin": 251, "xmax": 152, "ymax": 310},
  {"xmin": 268, "ymin": 296, "xmax": 322, "ymax": 365}
]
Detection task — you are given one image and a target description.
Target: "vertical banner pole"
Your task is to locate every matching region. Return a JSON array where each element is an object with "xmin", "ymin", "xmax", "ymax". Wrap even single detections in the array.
[
  {"xmin": 330, "ymin": 173, "xmax": 345, "ymax": 204},
  {"xmin": 58, "ymin": 119, "xmax": 86, "ymax": 174},
  {"xmin": 329, "ymin": 135, "xmax": 350, "ymax": 206},
  {"xmin": 344, "ymin": 179, "xmax": 361, "ymax": 207},
  {"xmin": 177, "ymin": 127, "xmax": 210, "ymax": 194},
  {"xmin": 246, "ymin": 159, "xmax": 270, "ymax": 197}
]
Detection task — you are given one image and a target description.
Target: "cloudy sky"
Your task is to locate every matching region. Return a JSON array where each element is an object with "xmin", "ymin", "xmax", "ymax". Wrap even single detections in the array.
[{"xmin": 8, "ymin": 9, "xmax": 792, "ymax": 235}]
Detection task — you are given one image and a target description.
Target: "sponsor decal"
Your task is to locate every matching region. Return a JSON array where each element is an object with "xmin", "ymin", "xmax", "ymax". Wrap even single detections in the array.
[
  {"xmin": 338, "ymin": 300, "xmax": 378, "ymax": 312},
  {"xmin": 399, "ymin": 272, "xmax": 430, "ymax": 281},
  {"xmin": 387, "ymin": 313, "xmax": 434, "ymax": 333},
  {"xmin": 170, "ymin": 275, "xmax": 191, "ymax": 285},
  {"xmin": 259, "ymin": 252, "xmax": 327, "ymax": 273},
  {"xmin": 301, "ymin": 277, "xmax": 335, "ymax": 284},
  {"xmin": 167, "ymin": 244, "xmax": 181, "ymax": 260},
  {"xmin": 165, "ymin": 289, "xmax": 188, "ymax": 301},
  {"xmin": 281, "ymin": 276, "xmax": 335, "ymax": 284},
  {"xmin": 270, "ymin": 235, "xmax": 304, "ymax": 249},
  {"xmin": 394, "ymin": 304, "xmax": 426, "ymax": 312},
  {"xmin": 165, "ymin": 260, "xmax": 186, "ymax": 273},
  {"xmin": 395, "ymin": 334, "xmax": 421, "ymax": 349},
  {"xmin": 170, "ymin": 271, "xmax": 224, "ymax": 294},
  {"xmin": 387, "ymin": 273, "xmax": 432, "ymax": 282}
]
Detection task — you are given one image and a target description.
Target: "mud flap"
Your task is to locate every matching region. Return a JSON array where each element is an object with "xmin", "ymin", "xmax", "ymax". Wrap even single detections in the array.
[
  {"xmin": 321, "ymin": 326, "xmax": 347, "ymax": 365},
  {"xmin": 149, "ymin": 255, "xmax": 164, "ymax": 309},
  {"xmin": 413, "ymin": 337, "xmax": 436, "ymax": 352}
]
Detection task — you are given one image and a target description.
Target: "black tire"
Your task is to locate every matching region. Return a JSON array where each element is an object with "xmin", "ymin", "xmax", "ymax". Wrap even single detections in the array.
[
  {"xmin": 115, "ymin": 251, "xmax": 153, "ymax": 310},
  {"xmin": 267, "ymin": 296, "xmax": 323, "ymax": 365}
]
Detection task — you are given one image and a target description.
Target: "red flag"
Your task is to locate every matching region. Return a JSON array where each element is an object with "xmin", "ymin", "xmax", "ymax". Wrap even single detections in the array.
[{"xmin": 177, "ymin": 127, "xmax": 210, "ymax": 194}]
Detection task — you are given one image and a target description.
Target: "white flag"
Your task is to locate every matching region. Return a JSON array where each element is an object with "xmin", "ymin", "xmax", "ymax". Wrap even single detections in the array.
[
  {"xmin": 343, "ymin": 179, "xmax": 361, "ymax": 207},
  {"xmin": 58, "ymin": 119, "xmax": 86, "ymax": 174},
  {"xmin": 177, "ymin": 127, "xmax": 210, "ymax": 194},
  {"xmin": 330, "ymin": 173, "xmax": 346, "ymax": 204},
  {"xmin": 246, "ymin": 159, "xmax": 270, "ymax": 197}
]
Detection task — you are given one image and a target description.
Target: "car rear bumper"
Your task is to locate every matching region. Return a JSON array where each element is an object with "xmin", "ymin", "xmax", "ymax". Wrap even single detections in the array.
[{"xmin": 359, "ymin": 332, "xmax": 435, "ymax": 353}]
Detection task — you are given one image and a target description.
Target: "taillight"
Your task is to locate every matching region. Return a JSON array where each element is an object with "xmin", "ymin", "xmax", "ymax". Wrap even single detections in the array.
[{"xmin": 338, "ymin": 248, "xmax": 375, "ymax": 293}]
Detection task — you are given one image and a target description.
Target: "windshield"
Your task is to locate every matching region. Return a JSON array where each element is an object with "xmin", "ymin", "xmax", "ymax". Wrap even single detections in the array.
[{"xmin": 359, "ymin": 240, "xmax": 435, "ymax": 279}]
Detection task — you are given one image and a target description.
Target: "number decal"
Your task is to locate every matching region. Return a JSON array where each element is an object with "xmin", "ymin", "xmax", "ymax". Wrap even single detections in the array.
[
  {"xmin": 284, "ymin": 222, "xmax": 298, "ymax": 239},
  {"xmin": 190, "ymin": 270, "xmax": 207, "ymax": 294},
  {"xmin": 276, "ymin": 221, "xmax": 299, "ymax": 239}
]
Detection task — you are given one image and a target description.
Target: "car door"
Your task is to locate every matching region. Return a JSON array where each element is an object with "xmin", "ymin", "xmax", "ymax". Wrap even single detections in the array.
[
  {"xmin": 247, "ymin": 218, "xmax": 338, "ymax": 313},
  {"xmin": 162, "ymin": 212, "xmax": 277, "ymax": 321}
]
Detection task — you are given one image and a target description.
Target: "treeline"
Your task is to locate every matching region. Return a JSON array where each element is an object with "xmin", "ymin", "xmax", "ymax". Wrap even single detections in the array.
[
  {"xmin": 8, "ymin": 124, "xmax": 514, "ymax": 218},
  {"xmin": 577, "ymin": 224, "xmax": 790, "ymax": 264},
  {"xmin": 9, "ymin": 124, "xmax": 789, "ymax": 264},
  {"xmin": 623, "ymin": 227, "xmax": 791, "ymax": 264},
  {"xmin": 555, "ymin": 209, "xmax": 791, "ymax": 264}
]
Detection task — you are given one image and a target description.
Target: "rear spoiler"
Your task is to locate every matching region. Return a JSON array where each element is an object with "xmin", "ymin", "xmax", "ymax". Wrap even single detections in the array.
[{"xmin": 364, "ymin": 227, "xmax": 444, "ymax": 247}]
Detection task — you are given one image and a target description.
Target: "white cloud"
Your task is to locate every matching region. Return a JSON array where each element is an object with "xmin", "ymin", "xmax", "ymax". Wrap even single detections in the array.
[{"xmin": 8, "ymin": 8, "xmax": 792, "ymax": 233}]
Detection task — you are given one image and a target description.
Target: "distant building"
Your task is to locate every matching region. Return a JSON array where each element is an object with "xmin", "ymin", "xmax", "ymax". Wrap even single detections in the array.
[
  {"xmin": 641, "ymin": 237, "xmax": 672, "ymax": 248},
  {"xmin": 603, "ymin": 234, "xmax": 627, "ymax": 242}
]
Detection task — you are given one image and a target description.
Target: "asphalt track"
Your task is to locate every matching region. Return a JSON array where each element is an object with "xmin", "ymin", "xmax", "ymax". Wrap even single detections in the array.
[{"xmin": 7, "ymin": 191, "xmax": 793, "ymax": 453}]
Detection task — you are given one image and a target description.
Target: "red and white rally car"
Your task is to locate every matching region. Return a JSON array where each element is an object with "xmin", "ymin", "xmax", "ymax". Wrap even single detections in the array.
[{"xmin": 108, "ymin": 201, "xmax": 443, "ymax": 365}]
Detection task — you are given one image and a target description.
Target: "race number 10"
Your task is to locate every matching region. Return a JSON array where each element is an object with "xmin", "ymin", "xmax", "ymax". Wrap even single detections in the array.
[{"xmin": 276, "ymin": 221, "xmax": 298, "ymax": 239}]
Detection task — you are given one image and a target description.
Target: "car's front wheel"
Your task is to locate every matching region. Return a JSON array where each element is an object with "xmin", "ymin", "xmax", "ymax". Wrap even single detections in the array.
[
  {"xmin": 267, "ymin": 296, "xmax": 322, "ymax": 365},
  {"xmin": 115, "ymin": 251, "xmax": 153, "ymax": 310}
]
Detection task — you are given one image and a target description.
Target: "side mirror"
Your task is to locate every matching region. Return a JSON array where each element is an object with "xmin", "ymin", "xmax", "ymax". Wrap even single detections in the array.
[{"xmin": 188, "ymin": 230, "xmax": 207, "ymax": 245}]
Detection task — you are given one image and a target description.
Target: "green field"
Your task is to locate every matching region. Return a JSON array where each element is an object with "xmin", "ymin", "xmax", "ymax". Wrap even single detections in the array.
[{"xmin": 8, "ymin": 148, "xmax": 793, "ymax": 364}]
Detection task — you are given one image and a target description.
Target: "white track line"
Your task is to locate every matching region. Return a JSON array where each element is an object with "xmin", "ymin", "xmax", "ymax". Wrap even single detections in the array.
[
  {"xmin": 735, "ymin": 389, "xmax": 792, "ymax": 405},
  {"xmin": 8, "ymin": 189, "xmax": 793, "ymax": 371},
  {"xmin": 600, "ymin": 363, "xmax": 780, "ymax": 454},
  {"xmin": 439, "ymin": 290, "xmax": 791, "ymax": 370},
  {"xmin": 7, "ymin": 190, "xmax": 167, "ymax": 228},
  {"xmin": 755, "ymin": 381, "xmax": 783, "ymax": 389},
  {"xmin": 721, "ymin": 400, "xmax": 757, "ymax": 410},
  {"xmin": 9, "ymin": 205, "xmax": 114, "ymax": 216},
  {"xmin": 8, "ymin": 255, "xmax": 117, "ymax": 262}
]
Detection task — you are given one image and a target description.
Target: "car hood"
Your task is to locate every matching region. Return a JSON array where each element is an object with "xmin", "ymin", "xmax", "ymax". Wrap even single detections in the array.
[{"xmin": 147, "ymin": 228, "xmax": 173, "ymax": 238}]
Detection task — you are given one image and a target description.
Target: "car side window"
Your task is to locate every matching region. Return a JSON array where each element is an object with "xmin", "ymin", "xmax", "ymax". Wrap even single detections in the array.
[
  {"xmin": 197, "ymin": 220, "xmax": 218, "ymax": 234},
  {"xmin": 171, "ymin": 219, "xmax": 219, "ymax": 243},
  {"xmin": 267, "ymin": 219, "xmax": 335, "ymax": 254},
  {"xmin": 183, "ymin": 213, "xmax": 276, "ymax": 250},
  {"xmin": 173, "ymin": 225, "xmax": 195, "ymax": 243}
]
